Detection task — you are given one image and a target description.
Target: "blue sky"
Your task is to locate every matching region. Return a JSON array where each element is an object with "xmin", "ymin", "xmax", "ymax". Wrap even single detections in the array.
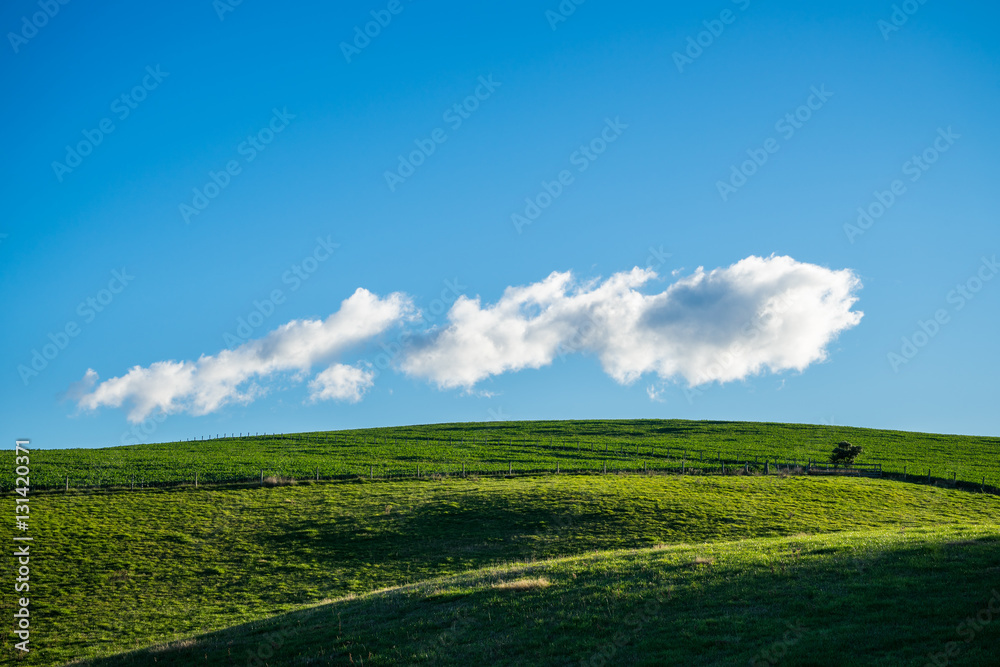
[{"xmin": 2, "ymin": 0, "xmax": 998, "ymax": 448}]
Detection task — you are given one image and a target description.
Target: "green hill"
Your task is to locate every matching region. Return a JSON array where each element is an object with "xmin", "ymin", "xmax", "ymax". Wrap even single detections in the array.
[
  {"xmin": 3, "ymin": 420, "xmax": 998, "ymax": 665},
  {"xmin": 6, "ymin": 419, "xmax": 1000, "ymax": 490},
  {"xmin": 4, "ymin": 473, "xmax": 1000, "ymax": 665}
]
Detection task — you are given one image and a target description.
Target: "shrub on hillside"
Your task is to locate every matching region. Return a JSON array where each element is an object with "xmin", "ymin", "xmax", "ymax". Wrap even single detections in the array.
[{"xmin": 830, "ymin": 441, "xmax": 863, "ymax": 467}]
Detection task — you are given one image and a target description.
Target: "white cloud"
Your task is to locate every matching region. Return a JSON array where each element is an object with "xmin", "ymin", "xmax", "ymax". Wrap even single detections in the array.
[
  {"xmin": 400, "ymin": 255, "xmax": 862, "ymax": 389},
  {"xmin": 76, "ymin": 288, "xmax": 412, "ymax": 422},
  {"xmin": 73, "ymin": 256, "xmax": 864, "ymax": 422},
  {"xmin": 308, "ymin": 363, "xmax": 375, "ymax": 403}
]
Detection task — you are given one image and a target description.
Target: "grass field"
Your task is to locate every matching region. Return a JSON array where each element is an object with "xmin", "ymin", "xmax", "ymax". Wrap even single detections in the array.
[
  {"xmin": 2, "ymin": 420, "xmax": 999, "ymax": 665},
  {"xmin": 3, "ymin": 472, "xmax": 1000, "ymax": 665},
  {"xmin": 5, "ymin": 419, "xmax": 1000, "ymax": 490},
  {"xmin": 85, "ymin": 525, "xmax": 1000, "ymax": 666}
]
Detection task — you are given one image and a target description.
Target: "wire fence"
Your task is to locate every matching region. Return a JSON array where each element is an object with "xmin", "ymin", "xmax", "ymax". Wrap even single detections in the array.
[
  {"xmin": 4, "ymin": 435, "xmax": 997, "ymax": 495},
  {"xmin": 3, "ymin": 456, "xmax": 899, "ymax": 493}
]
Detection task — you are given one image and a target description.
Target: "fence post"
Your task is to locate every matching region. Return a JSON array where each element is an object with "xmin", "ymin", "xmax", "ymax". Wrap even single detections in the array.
[
  {"xmin": 370, "ymin": 465, "xmax": 374, "ymax": 480},
  {"xmin": 195, "ymin": 472, "xmax": 198, "ymax": 488},
  {"xmin": 903, "ymin": 465, "xmax": 907, "ymax": 480},
  {"xmin": 463, "ymin": 462, "xmax": 466, "ymax": 478},
  {"xmin": 66, "ymin": 475, "xmax": 69, "ymax": 492},
  {"xmin": 508, "ymin": 461, "xmax": 512, "ymax": 475},
  {"xmin": 682, "ymin": 458, "xmax": 685, "ymax": 475},
  {"xmin": 260, "ymin": 469, "xmax": 264, "ymax": 486},
  {"xmin": 603, "ymin": 461, "xmax": 607, "ymax": 474}
]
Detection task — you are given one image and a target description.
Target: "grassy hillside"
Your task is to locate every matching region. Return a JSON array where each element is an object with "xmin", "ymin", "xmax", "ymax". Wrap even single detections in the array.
[
  {"xmin": 81, "ymin": 525, "xmax": 1000, "ymax": 666},
  {"xmin": 6, "ymin": 419, "xmax": 1000, "ymax": 490},
  {"xmin": 3, "ymin": 474, "xmax": 999, "ymax": 665}
]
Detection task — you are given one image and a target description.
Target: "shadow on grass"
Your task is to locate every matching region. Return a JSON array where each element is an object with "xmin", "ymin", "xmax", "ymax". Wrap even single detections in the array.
[{"xmin": 76, "ymin": 529, "xmax": 1000, "ymax": 667}]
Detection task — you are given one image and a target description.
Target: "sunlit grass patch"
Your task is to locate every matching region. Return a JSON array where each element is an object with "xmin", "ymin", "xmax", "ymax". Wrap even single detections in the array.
[{"xmin": 492, "ymin": 577, "xmax": 552, "ymax": 591}]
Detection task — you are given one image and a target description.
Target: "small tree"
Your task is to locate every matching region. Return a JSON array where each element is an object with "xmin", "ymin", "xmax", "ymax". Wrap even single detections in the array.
[{"xmin": 830, "ymin": 441, "xmax": 863, "ymax": 467}]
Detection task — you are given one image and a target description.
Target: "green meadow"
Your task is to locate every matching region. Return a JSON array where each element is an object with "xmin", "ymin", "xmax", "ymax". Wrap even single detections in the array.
[
  {"xmin": 5, "ymin": 419, "xmax": 999, "ymax": 489},
  {"xmin": 2, "ymin": 420, "xmax": 998, "ymax": 665}
]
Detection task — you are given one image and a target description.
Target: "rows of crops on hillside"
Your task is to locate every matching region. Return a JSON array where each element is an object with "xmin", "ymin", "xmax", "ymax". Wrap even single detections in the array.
[{"xmin": 3, "ymin": 420, "xmax": 997, "ymax": 490}]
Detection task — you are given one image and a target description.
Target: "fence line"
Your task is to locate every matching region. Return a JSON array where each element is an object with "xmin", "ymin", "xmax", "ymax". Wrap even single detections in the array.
[
  {"xmin": 3, "ymin": 433, "xmax": 995, "ymax": 494},
  {"xmin": 6, "ymin": 455, "xmax": 843, "ymax": 489},
  {"xmin": 19, "ymin": 457, "xmax": 1000, "ymax": 497}
]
